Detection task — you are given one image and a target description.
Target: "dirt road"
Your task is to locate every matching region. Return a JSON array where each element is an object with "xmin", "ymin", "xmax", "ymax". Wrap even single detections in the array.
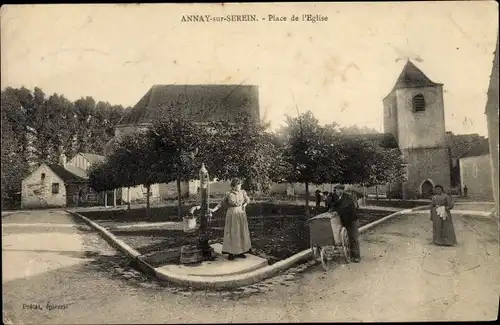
[{"xmin": 2, "ymin": 210, "xmax": 498, "ymax": 323}]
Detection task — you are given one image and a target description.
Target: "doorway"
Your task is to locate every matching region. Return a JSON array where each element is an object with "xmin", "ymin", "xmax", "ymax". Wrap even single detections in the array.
[{"xmin": 420, "ymin": 180, "xmax": 434, "ymax": 198}]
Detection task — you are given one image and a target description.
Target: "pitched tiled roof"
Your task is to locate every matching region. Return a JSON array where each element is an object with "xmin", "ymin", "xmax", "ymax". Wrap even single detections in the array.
[
  {"xmin": 461, "ymin": 139, "xmax": 490, "ymax": 158},
  {"xmin": 47, "ymin": 164, "xmax": 86, "ymax": 183},
  {"xmin": 446, "ymin": 132, "xmax": 486, "ymax": 158},
  {"xmin": 80, "ymin": 153, "xmax": 105, "ymax": 165},
  {"xmin": 391, "ymin": 61, "xmax": 441, "ymax": 91},
  {"xmin": 118, "ymin": 84, "xmax": 260, "ymax": 126},
  {"xmin": 64, "ymin": 165, "xmax": 89, "ymax": 179}
]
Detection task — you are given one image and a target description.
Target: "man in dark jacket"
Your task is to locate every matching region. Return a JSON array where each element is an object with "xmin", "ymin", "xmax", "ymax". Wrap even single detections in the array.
[{"xmin": 329, "ymin": 184, "xmax": 361, "ymax": 262}]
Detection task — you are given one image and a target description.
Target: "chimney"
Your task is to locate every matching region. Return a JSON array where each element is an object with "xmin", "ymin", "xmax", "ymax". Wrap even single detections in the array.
[{"xmin": 59, "ymin": 153, "xmax": 67, "ymax": 168}]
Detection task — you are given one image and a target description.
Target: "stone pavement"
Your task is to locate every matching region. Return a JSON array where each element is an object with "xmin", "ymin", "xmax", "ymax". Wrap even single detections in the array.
[
  {"xmin": 156, "ymin": 243, "xmax": 268, "ymax": 277},
  {"xmin": 2, "ymin": 211, "xmax": 116, "ymax": 282},
  {"xmin": 3, "ymin": 208, "xmax": 498, "ymax": 323}
]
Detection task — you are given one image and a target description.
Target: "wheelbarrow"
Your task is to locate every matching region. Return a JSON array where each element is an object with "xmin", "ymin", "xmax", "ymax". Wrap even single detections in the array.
[{"xmin": 308, "ymin": 211, "xmax": 351, "ymax": 271}]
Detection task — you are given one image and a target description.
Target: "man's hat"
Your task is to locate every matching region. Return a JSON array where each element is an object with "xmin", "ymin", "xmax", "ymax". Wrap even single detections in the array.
[{"xmin": 333, "ymin": 184, "xmax": 345, "ymax": 190}]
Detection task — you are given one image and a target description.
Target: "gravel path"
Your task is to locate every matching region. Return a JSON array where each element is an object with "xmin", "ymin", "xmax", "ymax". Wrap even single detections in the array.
[{"xmin": 3, "ymin": 210, "xmax": 498, "ymax": 323}]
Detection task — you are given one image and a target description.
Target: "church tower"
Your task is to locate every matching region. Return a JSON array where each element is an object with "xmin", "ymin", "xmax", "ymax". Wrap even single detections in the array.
[{"xmin": 383, "ymin": 60, "xmax": 450, "ymax": 198}]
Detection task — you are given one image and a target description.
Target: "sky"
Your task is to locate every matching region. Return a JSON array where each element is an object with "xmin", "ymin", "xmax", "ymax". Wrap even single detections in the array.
[{"xmin": 1, "ymin": 2, "xmax": 498, "ymax": 136}]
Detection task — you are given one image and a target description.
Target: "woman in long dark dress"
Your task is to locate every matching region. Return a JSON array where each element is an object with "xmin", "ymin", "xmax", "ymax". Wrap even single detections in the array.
[
  {"xmin": 210, "ymin": 178, "xmax": 252, "ymax": 260},
  {"xmin": 430, "ymin": 185, "xmax": 458, "ymax": 246}
]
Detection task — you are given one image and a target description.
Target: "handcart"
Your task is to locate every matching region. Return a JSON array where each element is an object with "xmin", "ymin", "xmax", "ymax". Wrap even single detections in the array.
[{"xmin": 308, "ymin": 211, "xmax": 351, "ymax": 271}]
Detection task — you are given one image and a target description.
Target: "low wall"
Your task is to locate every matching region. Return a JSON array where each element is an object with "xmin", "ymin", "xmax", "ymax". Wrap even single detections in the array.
[{"xmin": 78, "ymin": 201, "xmax": 391, "ymax": 224}]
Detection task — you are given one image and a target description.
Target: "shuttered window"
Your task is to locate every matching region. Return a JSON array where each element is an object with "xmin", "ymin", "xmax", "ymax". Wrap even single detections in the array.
[{"xmin": 412, "ymin": 94, "xmax": 426, "ymax": 112}]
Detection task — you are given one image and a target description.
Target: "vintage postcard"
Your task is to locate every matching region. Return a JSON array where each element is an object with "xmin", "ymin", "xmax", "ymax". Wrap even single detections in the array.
[{"xmin": 1, "ymin": 2, "xmax": 498, "ymax": 324}]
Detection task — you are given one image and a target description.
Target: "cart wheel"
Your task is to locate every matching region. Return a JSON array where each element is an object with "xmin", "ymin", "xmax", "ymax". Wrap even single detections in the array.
[
  {"xmin": 320, "ymin": 246, "xmax": 334, "ymax": 271},
  {"xmin": 310, "ymin": 238, "xmax": 319, "ymax": 261},
  {"xmin": 340, "ymin": 227, "xmax": 351, "ymax": 263},
  {"xmin": 312, "ymin": 246, "xmax": 321, "ymax": 261}
]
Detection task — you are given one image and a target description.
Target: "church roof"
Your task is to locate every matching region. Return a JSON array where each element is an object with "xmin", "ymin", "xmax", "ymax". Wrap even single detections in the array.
[
  {"xmin": 390, "ymin": 60, "xmax": 441, "ymax": 92},
  {"xmin": 118, "ymin": 84, "xmax": 260, "ymax": 126}
]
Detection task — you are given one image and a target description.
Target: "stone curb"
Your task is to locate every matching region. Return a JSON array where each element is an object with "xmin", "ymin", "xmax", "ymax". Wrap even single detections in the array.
[
  {"xmin": 410, "ymin": 209, "xmax": 494, "ymax": 218},
  {"xmin": 65, "ymin": 210, "xmax": 141, "ymax": 260},
  {"xmin": 66, "ymin": 207, "xmax": 492, "ymax": 290},
  {"xmin": 153, "ymin": 207, "xmax": 420, "ymax": 290}
]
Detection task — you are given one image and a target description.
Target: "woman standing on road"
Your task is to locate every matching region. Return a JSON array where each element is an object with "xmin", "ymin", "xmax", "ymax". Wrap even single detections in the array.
[
  {"xmin": 210, "ymin": 178, "xmax": 252, "ymax": 260},
  {"xmin": 430, "ymin": 185, "xmax": 457, "ymax": 246}
]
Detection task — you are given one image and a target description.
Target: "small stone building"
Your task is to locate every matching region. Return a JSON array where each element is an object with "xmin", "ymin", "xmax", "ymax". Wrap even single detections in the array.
[
  {"xmin": 459, "ymin": 140, "xmax": 493, "ymax": 200},
  {"xmin": 21, "ymin": 163, "xmax": 86, "ymax": 209},
  {"xmin": 21, "ymin": 153, "xmax": 105, "ymax": 209}
]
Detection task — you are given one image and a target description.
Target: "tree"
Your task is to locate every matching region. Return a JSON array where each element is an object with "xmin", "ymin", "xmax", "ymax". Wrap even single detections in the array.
[
  {"xmin": 89, "ymin": 131, "xmax": 161, "ymax": 216},
  {"xmin": 148, "ymin": 115, "xmax": 207, "ymax": 217},
  {"xmin": 1, "ymin": 88, "xmax": 33, "ymax": 204},
  {"xmin": 340, "ymin": 125, "xmax": 379, "ymax": 135},
  {"xmin": 203, "ymin": 114, "xmax": 288, "ymax": 195},
  {"xmin": 336, "ymin": 135, "xmax": 406, "ymax": 200},
  {"xmin": 279, "ymin": 111, "xmax": 333, "ymax": 216}
]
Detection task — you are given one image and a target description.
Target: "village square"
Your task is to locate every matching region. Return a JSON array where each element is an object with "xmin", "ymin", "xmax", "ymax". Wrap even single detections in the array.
[{"xmin": 1, "ymin": 3, "xmax": 499, "ymax": 324}]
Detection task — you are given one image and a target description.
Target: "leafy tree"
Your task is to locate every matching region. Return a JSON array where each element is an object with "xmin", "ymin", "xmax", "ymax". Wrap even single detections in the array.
[
  {"xmin": 203, "ymin": 114, "xmax": 288, "ymax": 195},
  {"xmin": 279, "ymin": 111, "xmax": 332, "ymax": 216},
  {"xmin": 1, "ymin": 86, "xmax": 128, "ymax": 208},
  {"xmin": 340, "ymin": 125, "xmax": 379, "ymax": 135},
  {"xmin": 337, "ymin": 135, "xmax": 406, "ymax": 197},
  {"xmin": 148, "ymin": 115, "xmax": 207, "ymax": 217}
]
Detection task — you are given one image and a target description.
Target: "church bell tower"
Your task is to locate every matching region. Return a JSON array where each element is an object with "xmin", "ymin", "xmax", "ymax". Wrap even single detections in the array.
[{"xmin": 383, "ymin": 60, "xmax": 451, "ymax": 198}]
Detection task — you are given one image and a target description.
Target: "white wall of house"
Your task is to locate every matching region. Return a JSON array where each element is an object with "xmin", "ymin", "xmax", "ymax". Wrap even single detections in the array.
[
  {"xmin": 119, "ymin": 184, "xmax": 161, "ymax": 203},
  {"xmin": 67, "ymin": 154, "xmax": 90, "ymax": 170},
  {"xmin": 460, "ymin": 154, "xmax": 494, "ymax": 200},
  {"xmin": 21, "ymin": 164, "xmax": 67, "ymax": 208}
]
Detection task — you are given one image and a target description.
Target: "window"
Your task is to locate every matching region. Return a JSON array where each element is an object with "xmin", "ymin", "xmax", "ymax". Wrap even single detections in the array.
[
  {"xmin": 52, "ymin": 183, "xmax": 60, "ymax": 194},
  {"xmin": 473, "ymin": 164, "xmax": 478, "ymax": 178},
  {"xmin": 41, "ymin": 173, "xmax": 46, "ymax": 181},
  {"xmin": 412, "ymin": 94, "xmax": 426, "ymax": 112}
]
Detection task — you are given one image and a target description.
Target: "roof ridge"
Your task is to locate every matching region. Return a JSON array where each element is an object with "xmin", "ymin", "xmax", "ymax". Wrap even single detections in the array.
[{"xmin": 391, "ymin": 60, "xmax": 440, "ymax": 92}]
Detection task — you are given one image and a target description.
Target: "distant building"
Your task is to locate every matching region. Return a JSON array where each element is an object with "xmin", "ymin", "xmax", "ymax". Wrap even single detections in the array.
[
  {"xmin": 459, "ymin": 139, "xmax": 493, "ymax": 200},
  {"xmin": 446, "ymin": 132, "xmax": 487, "ymax": 191},
  {"xmin": 104, "ymin": 84, "xmax": 260, "ymax": 203},
  {"xmin": 21, "ymin": 153, "xmax": 105, "ymax": 209},
  {"xmin": 485, "ymin": 33, "xmax": 499, "ymax": 214},
  {"xmin": 383, "ymin": 60, "xmax": 450, "ymax": 198}
]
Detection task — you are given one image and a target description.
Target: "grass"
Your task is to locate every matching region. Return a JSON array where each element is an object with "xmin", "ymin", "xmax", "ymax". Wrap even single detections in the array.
[{"xmin": 82, "ymin": 205, "xmax": 392, "ymax": 267}]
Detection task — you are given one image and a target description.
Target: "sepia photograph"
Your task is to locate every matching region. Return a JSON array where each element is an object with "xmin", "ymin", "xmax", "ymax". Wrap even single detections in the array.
[{"xmin": 1, "ymin": 2, "xmax": 499, "ymax": 323}]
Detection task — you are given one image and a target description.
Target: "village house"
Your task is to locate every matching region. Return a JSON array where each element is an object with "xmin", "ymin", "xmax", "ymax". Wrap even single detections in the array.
[
  {"xmin": 459, "ymin": 139, "xmax": 494, "ymax": 200},
  {"xmin": 21, "ymin": 152, "xmax": 105, "ymax": 209},
  {"xmin": 484, "ymin": 33, "xmax": 499, "ymax": 215},
  {"xmin": 104, "ymin": 84, "xmax": 260, "ymax": 203}
]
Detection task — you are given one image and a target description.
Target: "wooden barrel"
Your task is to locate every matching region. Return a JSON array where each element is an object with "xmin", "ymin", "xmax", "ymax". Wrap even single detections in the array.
[{"xmin": 180, "ymin": 245, "xmax": 203, "ymax": 264}]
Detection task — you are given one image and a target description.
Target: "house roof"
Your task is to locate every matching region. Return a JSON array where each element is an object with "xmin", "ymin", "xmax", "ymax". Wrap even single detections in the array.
[
  {"xmin": 64, "ymin": 165, "xmax": 89, "ymax": 179},
  {"xmin": 461, "ymin": 139, "xmax": 490, "ymax": 158},
  {"xmin": 118, "ymin": 84, "xmax": 260, "ymax": 126},
  {"xmin": 47, "ymin": 164, "xmax": 87, "ymax": 183},
  {"xmin": 79, "ymin": 153, "xmax": 105, "ymax": 165},
  {"xmin": 390, "ymin": 60, "xmax": 441, "ymax": 92},
  {"xmin": 446, "ymin": 132, "xmax": 487, "ymax": 158}
]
